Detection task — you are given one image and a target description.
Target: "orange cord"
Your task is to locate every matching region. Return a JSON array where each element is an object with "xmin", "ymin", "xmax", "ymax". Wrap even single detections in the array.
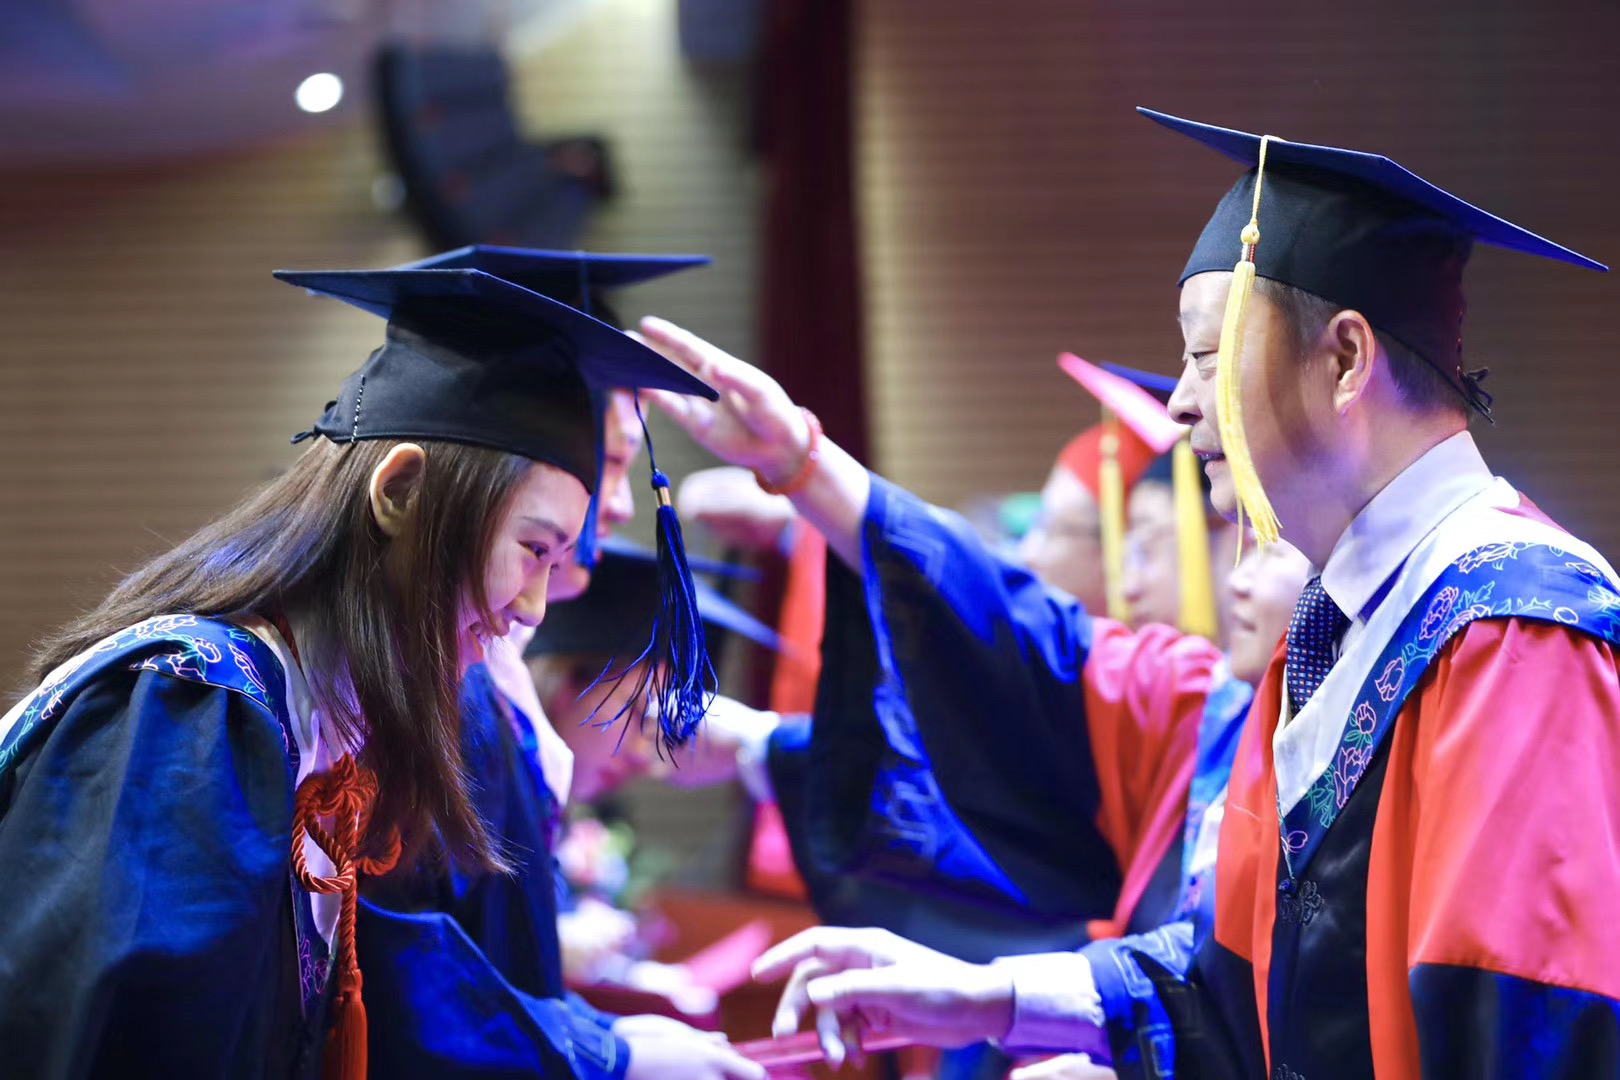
[{"xmin": 292, "ymin": 754, "xmax": 401, "ymax": 1079}]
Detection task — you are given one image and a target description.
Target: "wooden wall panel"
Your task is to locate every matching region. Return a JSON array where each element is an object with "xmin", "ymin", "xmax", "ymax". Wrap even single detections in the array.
[
  {"xmin": 857, "ymin": 0, "xmax": 1620, "ymax": 559},
  {"xmin": 0, "ymin": 129, "xmax": 417, "ymax": 691}
]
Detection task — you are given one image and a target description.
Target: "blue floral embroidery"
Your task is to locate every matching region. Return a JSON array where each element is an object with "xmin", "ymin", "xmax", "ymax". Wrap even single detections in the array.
[{"xmin": 1282, "ymin": 544, "xmax": 1620, "ymax": 880}]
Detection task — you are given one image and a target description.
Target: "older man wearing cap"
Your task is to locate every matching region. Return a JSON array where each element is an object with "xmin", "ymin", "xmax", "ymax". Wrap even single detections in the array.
[{"xmin": 635, "ymin": 108, "xmax": 1620, "ymax": 1079}]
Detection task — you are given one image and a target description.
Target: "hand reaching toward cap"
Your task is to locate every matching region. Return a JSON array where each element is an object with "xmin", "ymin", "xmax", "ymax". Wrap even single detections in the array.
[
  {"xmin": 750, "ymin": 927, "xmax": 1015, "ymax": 1067},
  {"xmin": 635, "ymin": 318, "xmax": 813, "ymax": 486},
  {"xmin": 637, "ymin": 318, "xmax": 870, "ymax": 571}
]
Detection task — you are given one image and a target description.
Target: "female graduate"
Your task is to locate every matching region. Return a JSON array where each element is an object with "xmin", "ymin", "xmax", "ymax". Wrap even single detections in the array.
[{"xmin": 0, "ymin": 264, "xmax": 716, "ymax": 1079}]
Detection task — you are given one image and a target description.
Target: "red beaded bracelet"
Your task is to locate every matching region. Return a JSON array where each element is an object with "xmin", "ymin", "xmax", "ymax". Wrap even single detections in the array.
[{"xmin": 753, "ymin": 407, "xmax": 823, "ymax": 496}]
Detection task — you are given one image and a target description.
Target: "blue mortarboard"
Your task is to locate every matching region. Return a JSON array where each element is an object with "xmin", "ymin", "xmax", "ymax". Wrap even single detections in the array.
[
  {"xmin": 525, "ymin": 536, "xmax": 782, "ymax": 660},
  {"xmin": 1141, "ymin": 107, "xmax": 1608, "ymax": 416},
  {"xmin": 1099, "ymin": 362, "xmax": 1178, "ymax": 404},
  {"xmin": 397, "ymin": 246, "xmax": 711, "ymax": 296}
]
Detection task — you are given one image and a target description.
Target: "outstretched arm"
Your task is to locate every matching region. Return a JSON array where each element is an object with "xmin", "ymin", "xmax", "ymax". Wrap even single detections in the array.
[{"xmin": 638, "ymin": 317, "xmax": 869, "ymax": 570}]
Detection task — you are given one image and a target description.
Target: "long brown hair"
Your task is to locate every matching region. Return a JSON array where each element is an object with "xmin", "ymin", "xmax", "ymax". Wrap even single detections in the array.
[{"xmin": 31, "ymin": 436, "xmax": 530, "ymax": 871}]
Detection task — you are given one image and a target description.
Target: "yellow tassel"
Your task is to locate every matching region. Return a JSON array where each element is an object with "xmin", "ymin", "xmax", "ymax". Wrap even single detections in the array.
[
  {"xmin": 1173, "ymin": 437, "xmax": 1218, "ymax": 640},
  {"xmin": 1098, "ymin": 413, "xmax": 1130, "ymax": 623},
  {"xmin": 1216, "ymin": 135, "xmax": 1282, "ymax": 552}
]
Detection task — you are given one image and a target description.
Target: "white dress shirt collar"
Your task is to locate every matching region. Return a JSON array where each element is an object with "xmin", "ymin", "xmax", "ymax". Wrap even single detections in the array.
[{"xmin": 1317, "ymin": 430, "xmax": 1495, "ymax": 628}]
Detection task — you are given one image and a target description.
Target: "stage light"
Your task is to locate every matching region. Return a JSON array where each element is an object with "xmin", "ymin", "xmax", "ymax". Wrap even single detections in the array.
[{"xmin": 296, "ymin": 73, "xmax": 344, "ymax": 114}]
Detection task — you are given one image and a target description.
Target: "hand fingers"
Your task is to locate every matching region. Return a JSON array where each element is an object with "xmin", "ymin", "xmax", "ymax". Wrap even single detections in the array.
[
  {"xmin": 816, "ymin": 1002, "xmax": 847, "ymax": 1069},
  {"xmin": 804, "ymin": 968, "xmax": 915, "ymax": 1017},
  {"xmin": 843, "ymin": 1017, "xmax": 867, "ymax": 1069},
  {"xmin": 640, "ymin": 318, "xmax": 776, "ymax": 402},
  {"xmin": 644, "ymin": 387, "xmax": 712, "ymax": 437},
  {"xmin": 1008, "ymin": 1055, "xmax": 1112, "ymax": 1080},
  {"xmin": 754, "ymin": 927, "xmax": 886, "ymax": 983},
  {"xmin": 772, "ymin": 957, "xmax": 826, "ymax": 1038},
  {"xmin": 710, "ymin": 1043, "xmax": 769, "ymax": 1080}
]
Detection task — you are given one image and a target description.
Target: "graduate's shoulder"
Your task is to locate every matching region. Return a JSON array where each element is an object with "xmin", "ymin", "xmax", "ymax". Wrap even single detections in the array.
[{"xmin": 2, "ymin": 615, "xmax": 294, "ymax": 782}]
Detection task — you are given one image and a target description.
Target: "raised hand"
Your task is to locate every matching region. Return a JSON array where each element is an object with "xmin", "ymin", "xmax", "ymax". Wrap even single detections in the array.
[
  {"xmin": 751, "ymin": 927, "xmax": 1014, "ymax": 1066},
  {"xmin": 635, "ymin": 318, "xmax": 813, "ymax": 486}
]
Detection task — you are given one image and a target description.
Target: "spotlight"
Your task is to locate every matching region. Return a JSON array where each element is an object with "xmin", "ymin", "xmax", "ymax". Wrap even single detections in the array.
[{"xmin": 296, "ymin": 73, "xmax": 344, "ymax": 114}]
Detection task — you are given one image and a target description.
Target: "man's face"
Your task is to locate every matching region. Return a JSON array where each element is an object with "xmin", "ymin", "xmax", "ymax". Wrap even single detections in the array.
[
  {"xmin": 548, "ymin": 391, "xmax": 646, "ymax": 604},
  {"xmin": 1168, "ymin": 272, "xmax": 1335, "ymax": 535},
  {"xmin": 1018, "ymin": 465, "xmax": 1107, "ymax": 612}
]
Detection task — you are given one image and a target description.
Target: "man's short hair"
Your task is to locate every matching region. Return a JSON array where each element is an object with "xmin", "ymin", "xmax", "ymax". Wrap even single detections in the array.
[{"xmin": 1257, "ymin": 276, "xmax": 1467, "ymax": 418}]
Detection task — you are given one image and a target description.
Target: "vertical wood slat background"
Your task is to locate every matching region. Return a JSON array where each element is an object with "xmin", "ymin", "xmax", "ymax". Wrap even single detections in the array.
[{"xmin": 858, "ymin": 0, "xmax": 1620, "ymax": 562}]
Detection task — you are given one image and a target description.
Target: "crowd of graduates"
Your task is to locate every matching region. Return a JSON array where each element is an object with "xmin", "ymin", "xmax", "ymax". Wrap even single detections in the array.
[{"xmin": 1, "ymin": 107, "xmax": 1617, "ymax": 1080}]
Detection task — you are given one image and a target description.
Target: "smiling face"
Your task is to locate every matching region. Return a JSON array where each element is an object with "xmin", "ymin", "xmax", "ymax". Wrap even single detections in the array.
[
  {"xmin": 1225, "ymin": 536, "xmax": 1313, "ymax": 685},
  {"xmin": 548, "ymin": 390, "xmax": 645, "ymax": 604},
  {"xmin": 461, "ymin": 461, "xmax": 592, "ymax": 672},
  {"xmin": 1168, "ymin": 272, "xmax": 1344, "ymax": 543}
]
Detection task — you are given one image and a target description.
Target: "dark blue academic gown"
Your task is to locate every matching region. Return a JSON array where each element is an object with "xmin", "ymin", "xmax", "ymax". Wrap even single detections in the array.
[
  {"xmin": 0, "ymin": 615, "xmax": 623, "ymax": 1080},
  {"xmin": 0, "ymin": 616, "xmax": 329, "ymax": 1079},
  {"xmin": 359, "ymin": 662, "xmax": 628, "ymax": 1079},
  {"xmin": 769, "ymin": 476, "xmax": 1222, "ymax": 961}
]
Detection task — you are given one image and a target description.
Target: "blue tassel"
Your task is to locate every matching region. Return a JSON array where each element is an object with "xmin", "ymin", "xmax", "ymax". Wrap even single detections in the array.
[{"xmin": 591, "ymin": 395, "xmax": 716, "ymax": 755}]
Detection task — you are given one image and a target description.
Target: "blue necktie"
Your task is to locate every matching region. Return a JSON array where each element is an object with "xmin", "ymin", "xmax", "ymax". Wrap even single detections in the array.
[{"xmin": 1286, "ymin": 576, "xmax": 1350, "ymax": 713}]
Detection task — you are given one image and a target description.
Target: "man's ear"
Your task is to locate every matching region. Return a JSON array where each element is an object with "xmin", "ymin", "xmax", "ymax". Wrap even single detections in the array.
[
  {"xmin": 1327, "ymin": 310, "xmax": 1379, "ymax": 414},
  {"xmin": 369, "ymin": 443, "xmax": 427, "ymax": 538}
]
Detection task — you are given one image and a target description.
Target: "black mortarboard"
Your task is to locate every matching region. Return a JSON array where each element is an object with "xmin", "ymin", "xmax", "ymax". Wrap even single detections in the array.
[
  {"xmin": 1144, "ymin": 107, "xmax": 1607, "ymax": 414},
  {"xmin": 275, "ymin": 267, "xmax": 713, "ymax": 487},
  {"xmin": 277, "ymin": 264, "xmax": 721, "ymax": 748},
  {"xmin": 1140, "ymin": 107, "xmax": 1608, "ymax": 546},
  {"xmin": 524, "ymin": 536, "xmax": 782, "ymax": 662},
  {"xmin": 397, "ymin": 246, "xmax": 711, "ymax": 293}
]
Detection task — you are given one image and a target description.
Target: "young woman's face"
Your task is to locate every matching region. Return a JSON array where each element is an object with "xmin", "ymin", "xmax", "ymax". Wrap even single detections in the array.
[
  {"xmin": 462, "ymin": 462, "xmax": 592, "ymax": 672},
  {"xmin": 1226, "ymin": 536, "xmax": 1313, "ymax": 685},
  {"xmin": 549, "ymin": 391, "xmax": 645, "ymax": 604}
]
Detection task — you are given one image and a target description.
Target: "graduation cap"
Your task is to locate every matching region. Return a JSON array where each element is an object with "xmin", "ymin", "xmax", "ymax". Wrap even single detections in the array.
[
  {"xmin": 524, "ymin": 536, "xmax": 782, "ymax": 673},
  {"xmin": 1057, "ymin": 353, "xmax": 1183, "ymax": 623},
  {"xmin": 394, "ymin": 246, "xmax": 711, "ymax": 330},
  {"xmin": 382, "ymin": 246, "xmax": 712, "ymax": 566},
  {"xmin": 1140, "ymin": 107, "xmax": 1608, "ymax": 545},
  {"xmin": 276, "ymin": 264, "xmax": 720, "ymax": 750},
  {"xmin": 1097, "ymin": 362, "xmax": 1219, "ymax": 640}
]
